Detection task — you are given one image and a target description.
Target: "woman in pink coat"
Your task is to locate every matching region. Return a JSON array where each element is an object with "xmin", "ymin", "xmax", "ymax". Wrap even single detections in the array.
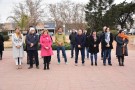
[{"xmin": 40, "ymin": 29, "xmax": 53, "ymax": 70}]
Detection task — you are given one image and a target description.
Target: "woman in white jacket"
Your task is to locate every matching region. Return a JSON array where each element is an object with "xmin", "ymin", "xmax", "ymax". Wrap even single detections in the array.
[{"xmin": 12, "ymin": 28, "xmax": 24, "ymax": 69}]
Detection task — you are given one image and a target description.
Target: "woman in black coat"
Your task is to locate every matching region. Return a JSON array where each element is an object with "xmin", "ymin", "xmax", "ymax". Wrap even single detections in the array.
[
  {"xmin": 0, "ymin": 34, "xmax": 4, "ymax": 60},
  {"xmin": 116, "ymin": 30, "xmax": 128, "ymax": 66},
  {"xmin": 88, "ymin": 31, "xmax": 100, "ymax": 66}
]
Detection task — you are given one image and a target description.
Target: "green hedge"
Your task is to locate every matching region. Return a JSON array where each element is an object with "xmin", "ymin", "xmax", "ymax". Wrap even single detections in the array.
[
  {"xmin": 3, "ymin": 35, "xmax": 9, "ymax": 41},
  {"xmin": 97, "ymin": 30, "xmax": 118, "ymax": 38},
  {"xmin": 23, "ymin": 42, "xmax": 71, "ymax": 50},
  {"xmin": 0, "ymin": 32, "xmax": 9, "ymax": 41}
]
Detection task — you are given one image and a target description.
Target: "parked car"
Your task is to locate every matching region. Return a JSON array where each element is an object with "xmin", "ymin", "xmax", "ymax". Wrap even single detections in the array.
[{"xmin": 128, "ymin": 28, "xmax": 135, "ymax": 35}]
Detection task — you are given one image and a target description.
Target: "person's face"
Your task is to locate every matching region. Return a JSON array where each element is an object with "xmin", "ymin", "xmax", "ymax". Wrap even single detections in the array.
[
  {"xmin": 58, "ymin": 28, "xmax": 62, "ymax": 33},
  {"xmin": 103, "ymin": 26, "xmax": 107, "ymax": 32},
  {"xmin": 16, "ymin": 28, "xmax": 20, "ymax": 33},
  {"xmin": 93, "ymin": 32, "xmax": 96, "ymax": 36},
  {"xmin": 78, "ymin": 30, "xmax": 82, "ymax": 35},
  {"xmin": 31, "ymin": 30, "xmax": 35, "ymax": 34},
  {"xmin": 106, "ymin": 28, "xmax": 110, "ymax": 32}
]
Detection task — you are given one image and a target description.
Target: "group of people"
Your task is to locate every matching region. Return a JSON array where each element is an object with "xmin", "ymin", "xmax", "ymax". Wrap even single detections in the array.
[
  {"xmin": 69, "ymin": 26, "xmax": 129, "ymax": 66},
  {"xmin": 10, "ymin": 25, "xmax": 129, "ymax": 70}
]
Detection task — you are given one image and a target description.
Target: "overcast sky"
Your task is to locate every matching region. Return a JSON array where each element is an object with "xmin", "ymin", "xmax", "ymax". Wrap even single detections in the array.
[{"xmin": 0, "ymin": 0, "xmax": 133, "ymax": 23}]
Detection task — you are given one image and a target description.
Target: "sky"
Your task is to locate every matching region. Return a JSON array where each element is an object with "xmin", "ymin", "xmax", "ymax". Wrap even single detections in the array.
[{"xmin": 0, "ymin": 0, "xmax": 133, "ymax": 23}]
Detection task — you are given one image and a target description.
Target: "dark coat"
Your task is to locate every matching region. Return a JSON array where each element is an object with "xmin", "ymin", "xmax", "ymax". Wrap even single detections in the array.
[
  {"xmin": 100, "ymin": 32, "xmax": 105, "ymax": 49},
  {"xmin": 0, "ymin": 35, "xmax": 4, "ymax": 51},
  {"xmin": 88, "ymin": 35, "xmax": 100, "ymax": 54},
  {"xmin": 26, "ymin": 33, "xmax": 39, "ymax": 50},
  {"xmin": 102, "ymin": 33, "xmax": 113, "ymax": 50},
  {"xmin": 69, "ymin": 32, "xmax": 76, "ymax": 45},
  {"xmin": 116, "ymin": 36, "xmax": 128, "ymax": 56},
  {"xmin": 75, "ymin": 34, "xmax": 85, "ymax": 48}
]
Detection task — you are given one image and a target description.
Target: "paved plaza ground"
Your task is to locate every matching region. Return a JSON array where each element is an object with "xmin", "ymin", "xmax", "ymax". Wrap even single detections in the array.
[{"xmin": 0, "ymin": 42, "xmax": 135, "ymax": 90}]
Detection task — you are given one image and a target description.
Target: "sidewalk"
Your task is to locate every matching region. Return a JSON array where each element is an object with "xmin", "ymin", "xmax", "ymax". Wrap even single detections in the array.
[{"xmin": 0, "ymin": 44, "xmax": 135, "ymax": 90}]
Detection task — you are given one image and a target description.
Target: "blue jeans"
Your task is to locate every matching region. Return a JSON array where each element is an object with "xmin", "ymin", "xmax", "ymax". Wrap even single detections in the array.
[
  {"xmin": 90, "ymin": 53, "xmax": 97, "ymax": 63},
  {"xmin": 70, "ymin": 44, "xmax": 75, "ymax": 57},
  {"xmin": 103, "ymin": 49, "xmax": 111, "ymax": 64},
  {"xmin": 57, "ymin": 46, "xmax": 67, "ymax": 63},
  {"xmin": 75, "ymin": 47, "xmax": 85, "ymax": 64},
  {"xmin": 84, "ymin": 47, "xmax": 89, "ymax": 59}
]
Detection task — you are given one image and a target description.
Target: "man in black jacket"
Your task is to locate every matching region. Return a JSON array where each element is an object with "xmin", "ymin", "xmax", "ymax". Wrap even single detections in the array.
[
  {"xmin": 69, "ymin": 29, "xmax": 76, "ymax": 58},
  {"xmin": 102, "ymin": 27, "xmax": 113, "ymax": 66},
  {"xmin": 26, "ymin": 27, "xmax": 39, "ymax": 69}
]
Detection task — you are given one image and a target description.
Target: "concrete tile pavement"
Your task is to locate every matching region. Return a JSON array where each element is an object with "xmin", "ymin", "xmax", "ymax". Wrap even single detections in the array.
[{"xmin": 0, "ymin": 45, "xmax": 135, "ymax": 90}]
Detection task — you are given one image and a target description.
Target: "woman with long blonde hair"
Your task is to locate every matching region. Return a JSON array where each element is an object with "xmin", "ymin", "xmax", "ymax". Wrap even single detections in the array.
[{"xmin": 12, "ymin": 27, "xmax": 24, "ymax": 69}]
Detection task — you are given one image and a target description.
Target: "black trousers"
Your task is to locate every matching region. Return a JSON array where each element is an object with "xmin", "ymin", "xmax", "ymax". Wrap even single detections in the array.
[
  {"xmin": 28, "ymin": 50, "xmax": 39, "ymax": 67},
  {"xmin": 0, "ymin": 50, "xmax": 3, "ymax": 58},
  {"xmin": 43, "ymin": 56, "xmax": 51, "ymax": 69}
]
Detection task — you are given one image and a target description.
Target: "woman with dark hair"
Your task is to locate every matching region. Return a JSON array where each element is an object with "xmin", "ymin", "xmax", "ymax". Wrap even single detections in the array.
[
  {"xmin": 102, "ymin": 27, "xmax": 113, "ymax": 66},
  {"xmin": 12, "ymin": 27, "xmax": 24, "ymax": 69},
  {"xmin": 88, "ymin": 31, "xmax": 100, "ymax": 66},
  {"xmin": 116, "ymin": 30, "xmax": 128, "ymax": 66}
]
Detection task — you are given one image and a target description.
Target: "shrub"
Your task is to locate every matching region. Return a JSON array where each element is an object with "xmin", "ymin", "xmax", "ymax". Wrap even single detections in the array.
[
  {"xmin": 3, "ymin": 35, "xmax": 9, "ymax": 41},
  {"xmin": 23, "ymin": 42, "xmax": 71, "ymax": 51}
]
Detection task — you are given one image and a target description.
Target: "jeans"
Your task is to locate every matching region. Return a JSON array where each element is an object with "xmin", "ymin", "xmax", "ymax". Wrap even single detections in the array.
[
  {"xmin": 103, "ymin": 49, "xmax": 111, "ymax": 64},
  {"xmin": 101, "ymin": 49, "xmax": 104, "ymax": 58},
  {"xmin": 84, "ymin": 47, "xmax": 89, "ymax": 59},
  {"xmin": 57, "ymin": 46, "xmax": 67, "ymax": 63},
  {"xmin": 28, "ymin": 50, "xmax": 39, "ymax": 67},
  {"xmin": 75, "ymin": 47, "xmax": 85, "ymax": 64},
  {"xmin": 71, "ymin": 44, "xmax": 75, "ymax": 57},
  {"xmin": 90, "ymin": 53, "xmax": 97, "ymax": 63}
]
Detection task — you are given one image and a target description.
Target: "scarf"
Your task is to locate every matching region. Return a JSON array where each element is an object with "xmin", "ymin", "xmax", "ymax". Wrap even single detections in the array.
[
  {"xmin": 118, "ymin": 33, "xmax": 128, "ymax": 40},
  {"xmin": 105, "ymin": 32, "xmax": 110, "ymax": 44}
]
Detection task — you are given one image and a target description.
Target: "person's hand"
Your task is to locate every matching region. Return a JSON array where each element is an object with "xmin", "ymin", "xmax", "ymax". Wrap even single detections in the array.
[
  {"xmin": 45, "ymin": 47, "xmax": 49, "ymax": 50},
  {"xmin": 123, "ymin": 43, "xmax": 126, "ymax": 47},
  {"xmin": 106, "ymin": 44, "xmax": 110, "ymax": 47},
  {"xmin": 94, "ymin": 44, "xmax": 96, "ymax": 47},
  {"xmin": 16, "ymin": 45, "xmax": 20, "ymax": 49},
  {"xmin": 78, "ymin": 45, "xmax": 81, "ymax": 48},
  {"xmin": 30, "ymin": 43, "xmax": 34, "ymax": 47}
]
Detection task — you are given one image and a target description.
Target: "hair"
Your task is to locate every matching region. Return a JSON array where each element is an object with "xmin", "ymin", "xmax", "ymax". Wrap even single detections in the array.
[
  {"xmin": 15, "ymin": 27, "xmax": 22, "ymax": 39},
  {"xmin": 42, "ymin": 29, "xmax": 49, "ymax": 35},
  {"xmin": 119, "ymin": 30, "xmax": 124, "ymax": 34},
  {"xmin": 91, "ymin": 30, "xmax": 97, "ymax": 35}
]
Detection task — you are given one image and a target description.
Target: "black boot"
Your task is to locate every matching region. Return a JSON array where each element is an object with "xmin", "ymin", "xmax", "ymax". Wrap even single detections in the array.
[
  {"xmin": 95, "ymin": 62, "xmax": 97, "ymax": 66},
  {"xmin": 118, "ymin": 56, "xmax": 122, "ymax": 66},
  {"xmin": 47, "ymin": 63, "xmax": 50, "ymax": 70},
  {"xmin": 91, "ymin": 62, "xmax": 93, "ymax": 66},
  {"xmin": 44, "ymin": 63, "xmax": 46, "ymax": 70},
  {"xmin": 121, "ymin": 60, "xmax": 124, "ymax": 66}
]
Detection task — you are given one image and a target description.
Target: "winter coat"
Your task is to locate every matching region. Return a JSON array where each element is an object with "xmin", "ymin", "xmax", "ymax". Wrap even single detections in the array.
[
  {"xmin": 75, "ymin": 34, "xmax": 86, "ymax": 48},
  {"xmin": 0, "ymin": 34, "xmax": 4, "ymax": 51},
  {"xmin": 88, "ymin": 35, "xmax": 100, "ymax": 54},
  {"xmin": 116, "ymin": 36, "xmax": 128, "ymax": 56},
  {"xmin": 26, "ymin": 33, "xmax": 39, "ymax": 50},
  {"xmin": 12, "ymin": 33, "xmax": 24, "ymax": 58},
  {"xmin": 40, "ymin": 34, "xmax": 53, "ymax": 56},
  {"xmin": 69, "ymin": 32, "xmax": 76, "ymax": 45},
  {"xmin": 55, "ymin": 33, "xmax": 66, "ymax": 46}
]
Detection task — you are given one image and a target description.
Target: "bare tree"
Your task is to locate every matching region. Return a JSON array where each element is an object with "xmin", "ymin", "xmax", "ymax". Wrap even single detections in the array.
[
  {"xmin": 8, "ymin": 0, "xmax": 45, "ymax": 30},
  {"xmin": 48, "ymin": 0, "xmax": 86, "ymax": 30}
]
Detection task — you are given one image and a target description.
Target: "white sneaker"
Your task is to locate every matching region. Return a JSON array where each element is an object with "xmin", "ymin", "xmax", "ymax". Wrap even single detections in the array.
[{"xmin": 65, "ymin": 62, "xmax": 68, "ymax": 65}]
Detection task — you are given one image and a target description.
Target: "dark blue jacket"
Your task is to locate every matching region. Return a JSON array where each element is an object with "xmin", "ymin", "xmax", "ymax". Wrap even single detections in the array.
[
  {"xmin": 75, "ymin": 34, "xmax": 85, "ymax": 48},
  {"xmin": 26, "ymin": 33, "xmax": 39, "ymax": 50}
]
